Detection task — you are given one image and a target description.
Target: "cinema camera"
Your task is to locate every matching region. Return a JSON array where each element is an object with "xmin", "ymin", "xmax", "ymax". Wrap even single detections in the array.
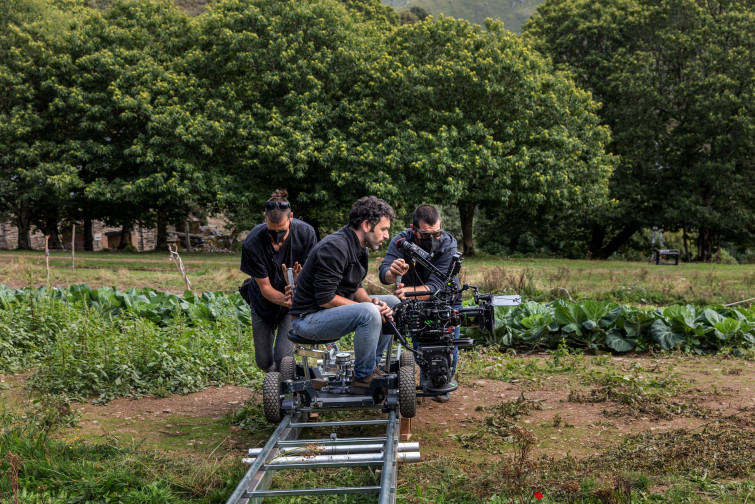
[{"xmin": 387, "ymin": 239, "xmax": 518, "ymax": 396}]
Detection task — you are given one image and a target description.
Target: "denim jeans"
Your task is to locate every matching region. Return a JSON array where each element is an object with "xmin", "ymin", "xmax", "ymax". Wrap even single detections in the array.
[{"xmin": 290, "ymin": 295, "xmax": 400, "ymax": 378}]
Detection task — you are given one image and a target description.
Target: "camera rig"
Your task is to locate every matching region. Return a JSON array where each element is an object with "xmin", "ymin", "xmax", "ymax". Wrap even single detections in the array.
[{"xmin": 387, "ymin": 239, "xmax": 512, "ymax": 395}]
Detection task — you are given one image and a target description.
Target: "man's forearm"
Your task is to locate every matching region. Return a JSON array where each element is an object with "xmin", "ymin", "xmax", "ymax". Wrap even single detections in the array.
[
  {"xmin": 256, "ymin": 279, "xmax": 290, "ymax": 306},
  {"xmin": 383, "ymin": 269, "xmax": 397, "ymax": 284},
  {"xmin": 320, "ymin": 294, "xmax": 357, "ymax": 308},
  {"xmin": 353, "ymin": 288, "xmax": 372, "ymax": 303}
]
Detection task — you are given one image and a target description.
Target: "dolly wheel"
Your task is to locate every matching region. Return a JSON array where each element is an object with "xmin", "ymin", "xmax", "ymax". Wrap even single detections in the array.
[
  {"xmin": 400, "ymin": 351, "xmax": 414, "ymax": 368},
  {"xmin": 398, "ymin": 362, "xmax": 417, "ymax": 418},
  {"xmin": 280, "ymin": 356, "xmax": 296, "ymax": 382},
  {"xmin": 263, "ymin": 371, "xmax": 282, "ymax": 423}
]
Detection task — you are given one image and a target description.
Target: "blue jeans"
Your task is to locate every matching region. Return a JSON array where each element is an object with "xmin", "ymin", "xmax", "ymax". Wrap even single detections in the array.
[{"xmin": 290, "ymin": 295, "xmax": 399, "ymax": 378}]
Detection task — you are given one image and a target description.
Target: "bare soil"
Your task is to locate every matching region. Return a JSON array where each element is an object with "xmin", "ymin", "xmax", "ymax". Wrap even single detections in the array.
[{"xmin": 5, "ymin": 353, "xmax": 750, "ymax": 464}]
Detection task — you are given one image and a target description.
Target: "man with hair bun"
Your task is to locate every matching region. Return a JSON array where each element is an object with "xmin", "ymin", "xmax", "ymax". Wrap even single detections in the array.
[
  {"xmin": 290, "ymin": 196, "xmax": 400, "ymax": 394},
  {"xmin": 240, "ymin": 189, "xmax": 317, "ymax": 373}
]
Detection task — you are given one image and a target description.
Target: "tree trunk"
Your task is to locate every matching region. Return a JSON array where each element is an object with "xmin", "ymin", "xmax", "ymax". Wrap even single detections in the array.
[
  {"xmin": 83, "ymin": 206, "xmax": 93, "ymax": 251},
  {"xmin": 45, "ymin": 213, "xmax": 63, "ymax": 249},
  {"xmin": 587, "ymin": 223, "xmax": 606, "ymax": 259},
  {"xmin": 117, "ymin": 224, "xmax": 131, "ymax": 249},
  {"xmin": 588, "ymin": 225, "xmax": 637, "ymax": 259},
  {"xmin": 16, "ymin": 199, "xmax": 32, "ymax": 250},
  {"xmin": 682, "ymin": 227, "xmax": 690, "ymax": 263},
  {"xmin": 602, "ymin": 226, "xmax": 639, "ymax": 259},
  {"xmin": 697, "ymin": 227, "xmax": 713, "ymax": 262},
  {"xmin": 457, "ymin": 202, "xmax": 476, "ymax": 256},
  {"xmin": 156, "ymin": 207, "xmax": 168, "ymax": 250}
]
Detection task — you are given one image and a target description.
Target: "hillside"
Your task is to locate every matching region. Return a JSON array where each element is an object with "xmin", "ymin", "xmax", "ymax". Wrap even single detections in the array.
[
  {"xmin": 382, "ymin": 0, "xmax": 546, "ymax": 33},
  {"xmin": 90, "ymin": 0, "xmax": 543, "ymax": 31}
]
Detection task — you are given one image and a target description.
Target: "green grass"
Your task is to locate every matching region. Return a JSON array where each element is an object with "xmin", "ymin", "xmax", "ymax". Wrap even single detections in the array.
[
  {"xmin": 2, "ymin": 251, "xmax": 754, "ymax": 502},
  {"xmin": 0, "ymin": 406, "xmax": 245, "ymax": 503},
  {"xmin": 3, "ymin": 347, "xmax": 755, "ymax": 503},
  {"xmin": 3, "ymin": 250, "xmax": 753, "ymax": 306}
]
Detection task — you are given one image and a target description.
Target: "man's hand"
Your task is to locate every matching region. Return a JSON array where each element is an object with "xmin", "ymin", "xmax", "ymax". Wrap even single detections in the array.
[
  {"xmin": 282, "ymin": 285, "xmax": 293, "ymax": 307},
  {"xmin": 393, "ymin": 282, "xmax": 407, "ymax": 301},
  {"xmin": 282, "ymin": 262, "xmax": 303, "ymax": 286},
  {"xmin": 385, "ymin": 258, "xmax": 410, "ymax": 284},
  {"xmin": 292, "ymin": 261, "xmax": 302, "ymax": 284},
  {"xmin": 372, "ymin": 297, "xmax": 393, "ymax": 322}
]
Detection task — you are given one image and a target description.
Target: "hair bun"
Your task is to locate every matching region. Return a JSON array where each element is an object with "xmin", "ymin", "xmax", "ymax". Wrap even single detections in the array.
[{"xmin": 270, "ymin": 188, "xmax": 288, "ymax": 201}]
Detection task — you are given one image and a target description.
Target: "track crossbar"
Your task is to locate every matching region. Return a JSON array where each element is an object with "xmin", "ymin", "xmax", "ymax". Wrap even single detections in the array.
[{"xmin": 225, "ymin": 409, "xmax": 402, "ymax": 504}]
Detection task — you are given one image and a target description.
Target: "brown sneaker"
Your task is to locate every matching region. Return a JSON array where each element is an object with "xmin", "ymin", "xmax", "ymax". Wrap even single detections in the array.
[{"xmin": 349, "ymin": 369, "xmax": 381, "ymax": 394}]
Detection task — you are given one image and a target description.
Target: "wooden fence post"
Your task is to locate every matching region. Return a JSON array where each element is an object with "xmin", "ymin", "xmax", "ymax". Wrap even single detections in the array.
[
  {"xmin": 45, "ymin": 235, "xmax": 50, "ymax": 283},
  {"xmin": 71, "ymin": 224, "xmax": 76, "ymax": 270}
]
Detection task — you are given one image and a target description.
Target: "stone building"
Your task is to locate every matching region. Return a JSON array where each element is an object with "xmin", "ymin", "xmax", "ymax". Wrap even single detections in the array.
[{"xmin": 0, "ymin": 221, "xmax": 157, "ymax": 251}]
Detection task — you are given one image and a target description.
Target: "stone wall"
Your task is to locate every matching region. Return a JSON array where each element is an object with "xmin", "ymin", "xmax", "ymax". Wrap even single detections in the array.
[{"xmin": 0, "ymin": 222, "xmax": 158, "ymax": 251}]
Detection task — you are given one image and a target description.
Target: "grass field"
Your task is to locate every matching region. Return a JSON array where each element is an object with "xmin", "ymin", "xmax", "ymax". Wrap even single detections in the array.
[
  {"xmin": 2, "ymin": 249, "xmax": 753, "ymax": 306},
  {"xmin": 1, "ymin": 250, "xmax": 754, "ymax": 503}
]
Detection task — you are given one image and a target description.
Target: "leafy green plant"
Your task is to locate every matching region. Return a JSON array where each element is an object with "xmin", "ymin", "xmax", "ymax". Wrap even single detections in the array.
[
  {"xmin": 464, "ymin": 298, "xmax": 755, "ymax": 354},
  {"xmin": 0, "ymin": 284, "xmax": 262, "ymax": 402}
]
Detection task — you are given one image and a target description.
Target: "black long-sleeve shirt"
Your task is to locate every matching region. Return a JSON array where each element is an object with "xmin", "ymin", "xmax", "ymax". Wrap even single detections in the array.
[
  {"xmin": 240, "ymin": 218, "xmax": 317, "ymax": 319},
  {"xmin": 290, "ymin": 226, "xmax": 368, "ymax": 316}
]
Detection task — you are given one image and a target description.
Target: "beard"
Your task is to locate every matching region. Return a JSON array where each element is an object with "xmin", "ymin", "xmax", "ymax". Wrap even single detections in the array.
[{"xmin": 363, "ymin": 231, "xmax": 383, "ymax": 251}]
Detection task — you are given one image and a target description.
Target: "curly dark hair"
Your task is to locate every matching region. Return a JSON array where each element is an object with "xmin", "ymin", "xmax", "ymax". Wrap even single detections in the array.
[{"xmin": 348, "ymin": 196, "xmax": 395, "ymax": 230}]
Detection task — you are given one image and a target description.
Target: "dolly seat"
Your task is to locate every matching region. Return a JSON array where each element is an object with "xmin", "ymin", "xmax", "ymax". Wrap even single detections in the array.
[{"xmin": 287, "ymin": 331, "xmax": 341, "ymax": 345}]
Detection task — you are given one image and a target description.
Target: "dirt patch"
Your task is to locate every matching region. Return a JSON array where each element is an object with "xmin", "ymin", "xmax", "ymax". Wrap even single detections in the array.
[
  {"xmin": 6, "ymin": 353, "xmax": 754, "ymax": 467},
  {"xmin": 73, "ymin": 385, "xmax": 254, "ymax": 420},
  {"xmin": 408, "ymin": 353, "xmax": 755, "ymax": 461}
]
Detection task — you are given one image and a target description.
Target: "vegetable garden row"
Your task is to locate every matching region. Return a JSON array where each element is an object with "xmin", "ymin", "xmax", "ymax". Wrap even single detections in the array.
[{"xmin": 1, "ymin": 284, "xmax": 753, "ymax": 403}]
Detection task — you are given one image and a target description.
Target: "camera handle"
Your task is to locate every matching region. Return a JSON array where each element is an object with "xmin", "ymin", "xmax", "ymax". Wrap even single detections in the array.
[{"xmin": 385, "ymin": 319, "xmax": 422, "ymax": 359}]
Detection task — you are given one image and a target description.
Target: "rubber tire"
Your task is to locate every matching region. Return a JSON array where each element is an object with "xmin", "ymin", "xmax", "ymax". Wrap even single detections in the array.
[
  {"xmin": 398, "ymin": 362, "xmax": 417, "ymax": 418},
  {"xmin": 400, "ymin": 351, "xmax": 414, "ymax": 368},
  {"xmin": 280, "ymin": 356, "xmax": 296, "ymax": 382},
  {"xmin": 263, "ymin": 371, "xmax": 282, "ymax": 423}
]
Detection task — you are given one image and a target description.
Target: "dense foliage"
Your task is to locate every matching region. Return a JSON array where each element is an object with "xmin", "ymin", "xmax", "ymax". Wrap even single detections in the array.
[
  {"xmin": 2, "ymin": 0, "xmax": 754, "ymax": 259},
  {"xmin": 2, "ymin": 284, "xmax": 752, "ymax": 405},
  {"xmin": 0, "ymin": 284, "xmax": 259, "ymax": 402},
  {"xmin": 524, "ymin": 0, "xmax": 755, "ymax": 260},
  {"xmin": 469, "ymin": 300, "xmax": 755, "ymax": 354},
  {"xmin": 1, "ymin": 0, "xmax": 614, "ymax": 253}
]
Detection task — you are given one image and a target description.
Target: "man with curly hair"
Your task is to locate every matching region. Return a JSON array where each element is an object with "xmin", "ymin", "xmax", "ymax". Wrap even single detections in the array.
[{"xmin": 290, "ymin": 196, "xmax": 399, "ymax": 393}]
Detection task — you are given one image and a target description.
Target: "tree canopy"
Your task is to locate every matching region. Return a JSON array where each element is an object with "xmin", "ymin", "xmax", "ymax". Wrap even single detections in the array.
[
  {"xmin": 3, "ymin": 0, "xmax": 750, "ymax": 261},
  {"xmin": 525, "ymin": 0, "xmax": 755, "ymax": 259}
]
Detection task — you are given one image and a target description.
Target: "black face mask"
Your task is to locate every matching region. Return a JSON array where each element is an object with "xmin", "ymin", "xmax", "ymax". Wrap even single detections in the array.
[
  {"xmin": 268, "ymin": 229, "xmax": 287, "ymax": 244},
  {"xmin": 419, "ymin": 236, "xmax": 440, "ymax": 254}
]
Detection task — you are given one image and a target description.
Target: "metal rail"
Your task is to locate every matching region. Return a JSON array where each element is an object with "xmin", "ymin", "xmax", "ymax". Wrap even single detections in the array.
[{"xmin": 225, "ymin": 409, "xmax": 410, "ymax": 504}]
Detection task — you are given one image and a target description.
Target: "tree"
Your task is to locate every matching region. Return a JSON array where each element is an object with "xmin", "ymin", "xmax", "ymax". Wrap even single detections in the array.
[
  {"xmin": 193, "ymin": 0, "xmax": 399, "ymax": 234},
  {"xmin": 0, "ymin": 0, "xmax": 83, "ymax": 249},
  {"xmin": 525, "ymin": 0, "xmax": 755, "ymax": 259},
  {"xmin": 360, "ymin": 16, "xmax": 615, "ymax": 254},
  {"xmin": 53, "ymin": 0, "xmax": 216, "ymax": 249}
]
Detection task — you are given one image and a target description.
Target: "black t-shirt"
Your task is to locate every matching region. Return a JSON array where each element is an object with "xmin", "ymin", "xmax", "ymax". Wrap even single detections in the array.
[{"xmin": 240, "ymin": 218, "xmax": 317, "ymax": 319}]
